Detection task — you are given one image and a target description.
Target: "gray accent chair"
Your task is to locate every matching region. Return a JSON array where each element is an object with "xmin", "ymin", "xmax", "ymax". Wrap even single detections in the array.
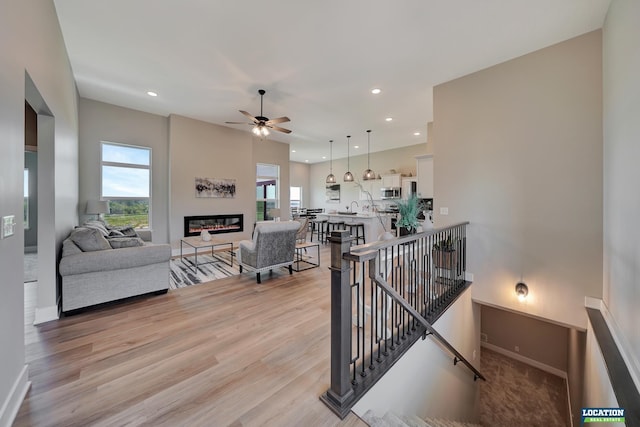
[{"xmin": 237, "ymin": 221, "xmax": 300, "ymax": 283}]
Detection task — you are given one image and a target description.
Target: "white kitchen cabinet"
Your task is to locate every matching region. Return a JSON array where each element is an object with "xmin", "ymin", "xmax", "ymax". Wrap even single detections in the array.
[
  {"xmin": 381, "ymin": 174, "xmax": 401, "ymax": 188},
  {"xmin": 416, "ymin": 154, "xmax": 433, "ymax": 198},
  {"xmin": 359, "ymin": 179, "xmax": 382, "ymax": 201}
]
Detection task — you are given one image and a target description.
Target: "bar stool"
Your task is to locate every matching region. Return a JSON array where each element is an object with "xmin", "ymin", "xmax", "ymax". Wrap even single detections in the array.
[
  {"xmin": 347, "ymin": 222, "xmax": 366, "ymax": 245},
  {"xmin": 310, "ymin": 218, "xmax": 327, "ymax": 243},
  {"xmin": 325, "ymin": 220, "xmax": 345, "ymax": 243}
]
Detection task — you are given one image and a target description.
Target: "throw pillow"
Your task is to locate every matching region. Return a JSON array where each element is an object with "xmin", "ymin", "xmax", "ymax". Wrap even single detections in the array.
[
  {"xmin": 70, "ymin": 228, "xmax": 112, "ymax": 252},
  {"xmin": 108, "ymin": 236, "xmax": 145, "ymax": 249},
  {"xmin": 83, "ymin": 220, "xmax": 110, "ymax": 237},
  {"xmin": 109, "ymin": 226, "xmax": 138, "ymax": 237},
  {"xmin": 108, "ymin": 230, "xmax": 124, "ymax": 237}
]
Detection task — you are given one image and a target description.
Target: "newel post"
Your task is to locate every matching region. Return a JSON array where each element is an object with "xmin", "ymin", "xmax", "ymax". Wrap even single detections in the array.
[{"xmin": 320, "ymin": 229, "xmax": 354, "ymax": 418}]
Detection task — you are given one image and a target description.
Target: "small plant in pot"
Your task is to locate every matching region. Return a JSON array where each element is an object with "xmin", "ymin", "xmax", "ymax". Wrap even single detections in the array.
[
  {"xmin": 396, "ymin": 195, "xmax": 425, "ymax": 236},
  {"xmin": 433, "ymin": 233, "xmax": 458, "ymax": 269}
]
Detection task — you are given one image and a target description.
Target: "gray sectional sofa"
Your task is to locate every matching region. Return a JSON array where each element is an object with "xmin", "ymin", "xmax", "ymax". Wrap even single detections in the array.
[{"xmin": 59, "ymin": 221, "xmax": 171, "ymax": 313}]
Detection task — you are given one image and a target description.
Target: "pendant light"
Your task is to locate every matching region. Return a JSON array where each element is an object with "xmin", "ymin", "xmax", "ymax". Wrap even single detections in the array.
[
  {"xmin": 362, "ymin": 129, "xmax": 375, "ymax": 180},
  {"xmin": 343, "ymin": 135, "xmax": 354, "ymax": 182},
  {"xmin": 326, "ymin": 139, "xmax": 336, "ymax": 184}
]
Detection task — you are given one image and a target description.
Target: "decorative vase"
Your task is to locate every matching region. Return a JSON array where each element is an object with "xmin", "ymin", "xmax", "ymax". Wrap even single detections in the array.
[
  {"xmin": 378, "ymin": 231, "xmax": 395, "ymax": 241},
  {"xmin": 200, "ymin": 230, "xmax": 211, "ymax": 241}
]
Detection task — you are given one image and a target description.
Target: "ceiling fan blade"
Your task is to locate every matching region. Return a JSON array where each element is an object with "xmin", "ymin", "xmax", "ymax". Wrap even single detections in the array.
[
  {"xmin": 239, "ymin": 110, "xmax": 259, "ymax": 124},
  {"xmin": 269, "ymin": 125, "xmax": 292, "ymax": 134},
  {"xmin": 266, "ymin": 116, "xmax": 290, "ymax": 124},
  {"xmin": 225, "ymin": 121, "xmax": 252, "ymax": 125}
]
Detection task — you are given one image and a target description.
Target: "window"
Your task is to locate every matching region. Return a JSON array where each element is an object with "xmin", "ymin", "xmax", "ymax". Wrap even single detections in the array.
[
  {"xmin": 290, "ymin": 186, "xmax": 302, "ymax": 210},
  {"xmin": 101, "ymin": 142, "xmax": 151, "ymax": 229},
  {"xmin": 24, "ymin": 169, "xmax": 29, "ymax": 229},
  {"xmin": 256, "ymin": 163, "xmax": 279, "ymax": 221}
]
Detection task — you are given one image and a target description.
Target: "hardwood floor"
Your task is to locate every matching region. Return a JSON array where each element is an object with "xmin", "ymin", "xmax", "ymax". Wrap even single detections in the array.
[{"xmin": 17, "ymin": 243, "xmax": 366, "ymax": 427}]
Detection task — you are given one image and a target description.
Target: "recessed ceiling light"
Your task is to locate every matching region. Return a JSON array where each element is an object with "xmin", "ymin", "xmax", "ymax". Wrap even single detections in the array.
[
  {"xmin": 385, "ymin": 117, "xmax": 393, "ymax": 122},
  {"xmin": 371, "ymin": 88, "xmax": 381, "ymax": 94},
  {"xmin": 414, "ymin": 132, "xmax": 421, "ymax": 136},
  {"xmin": 305, "ymin": 160, "xmax": 309, "ymax": 163},
  {"xmin": 354, "ymin": 145, "xmax": 359, "ymax": 149},
  {"xmin": 147, "ymin": 91, "xmax": 158, "ymax": 97},
  {"xmin": 322, "ymin": 156, "xmax": 326, "ymax": 159},
  {"xmin": 291, "ymin": 150, "xmax": 296, "ymax": 153}
]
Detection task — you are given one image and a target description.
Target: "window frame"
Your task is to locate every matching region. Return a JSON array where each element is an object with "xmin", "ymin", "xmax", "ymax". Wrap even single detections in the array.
[
  {"xmin": 100, "ymin": 141, "xmax": 152, "ymax": 229},
  {"xmin": 256, "ymin": 163, "xmax": 280, "ymax": 221}
]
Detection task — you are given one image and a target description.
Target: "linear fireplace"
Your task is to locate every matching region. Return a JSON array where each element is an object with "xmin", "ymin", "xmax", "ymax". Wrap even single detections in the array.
[{"xmin": 184, "ymin": 214, "xmax": 244, "ymax": 237}]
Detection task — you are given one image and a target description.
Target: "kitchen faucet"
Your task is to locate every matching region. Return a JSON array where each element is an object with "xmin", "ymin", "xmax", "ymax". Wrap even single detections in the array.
[{"xmin": 350, "ymin": 201, "xmax": 359, "ymax": 212}]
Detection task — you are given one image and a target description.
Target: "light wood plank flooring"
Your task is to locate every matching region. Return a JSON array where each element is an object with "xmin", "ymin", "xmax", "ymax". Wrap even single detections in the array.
[{"xmin": 18, "ymin": 242, "xmax": 366, "ymax": 427}]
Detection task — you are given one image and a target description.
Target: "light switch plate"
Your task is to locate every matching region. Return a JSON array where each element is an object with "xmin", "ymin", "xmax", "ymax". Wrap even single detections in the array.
[
  {"xmin": 440, "ymin": 207, "xmax": 449, "ymax": 215},
  {"xmin": 2, "ymin": 215, "xmax": 16, "ymax": 239}
]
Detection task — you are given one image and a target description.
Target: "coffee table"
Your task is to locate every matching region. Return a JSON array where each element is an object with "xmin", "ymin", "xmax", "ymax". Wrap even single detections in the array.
[{"xmin": 180, "ymin": 236, "xmax": 234, "ymax": 273}]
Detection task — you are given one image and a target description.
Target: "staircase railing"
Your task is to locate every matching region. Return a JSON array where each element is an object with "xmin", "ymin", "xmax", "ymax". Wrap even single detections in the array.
[{"xmin": 320, "ymin": 222, "xmax": 485, "ymax": 418}]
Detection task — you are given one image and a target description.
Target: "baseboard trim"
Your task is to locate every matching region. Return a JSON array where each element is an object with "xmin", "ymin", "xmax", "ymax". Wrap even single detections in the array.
[
  {"xmin": 0, "ymin": 365, "xmax": 30, "ymax": 427},
  {"xmin": 481, "ymin": 342, "xmax": 568, "ymax": 379},
  {"xmin": 34, "ymin": 305, "xmax": 59, "ymax": 325}
]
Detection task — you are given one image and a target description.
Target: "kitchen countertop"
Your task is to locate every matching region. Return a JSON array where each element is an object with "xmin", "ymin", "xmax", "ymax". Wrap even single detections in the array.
[{"xmin": 318, "ymin": 212, "xmax": 393, "ymax": 219}]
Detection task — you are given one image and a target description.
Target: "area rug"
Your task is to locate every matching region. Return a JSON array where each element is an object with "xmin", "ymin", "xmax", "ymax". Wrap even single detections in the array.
[{"xmin": 169, "ymin": 251, "xmax": 240, "ymax": 289}]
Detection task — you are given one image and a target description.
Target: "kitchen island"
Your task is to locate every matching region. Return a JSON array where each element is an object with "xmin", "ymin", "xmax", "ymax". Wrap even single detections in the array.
[{"xmin": 316, "ymin": 212, "xmax": 393, "ymax": 244}]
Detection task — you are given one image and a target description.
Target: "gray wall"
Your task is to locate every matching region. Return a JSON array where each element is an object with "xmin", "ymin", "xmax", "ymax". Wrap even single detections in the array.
[
  {"xmin": 78, "ymin": 98, "xmax": 170, "ymax": 242},
  {"xmin": 24, "ymin": 151, "xmax": 38, "ymax": 250},
  {"xmin": 481, "ymin": 305, "xmax": 569, "ymax": 372},
  {"xmin": 602, "ymin": 0, "xmax": 640, "ymax": 388},
  {"xmin": 289, "ymin": 161, "xmax": 310, "ymax": 210},
  {"xmin": 0, "ymin": 0, "xmax": 79, "ymax": 422},
  {"xmin": 169, "ymin": 114, "xmax": 291, "ymax": 245},
  {"xmin": 433, "ymin": 31, "xmax": 603, "ymax": 329}
]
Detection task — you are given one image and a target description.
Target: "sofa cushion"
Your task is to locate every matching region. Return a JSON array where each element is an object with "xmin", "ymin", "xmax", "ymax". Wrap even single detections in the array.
[
  {"xmin": 59, "ymin": 243, "xmax": 171, "ymax": 276},
  {"xmin": 108, "ymin": 236, "xmax": 145, "ymax": 249},
  {"xmin": 62, "ymin": 238, "xmax": 83, "ymax": 257},
  {"xmin": 70, "ymin": 227, "xmax": 112, "ymax": 252}
]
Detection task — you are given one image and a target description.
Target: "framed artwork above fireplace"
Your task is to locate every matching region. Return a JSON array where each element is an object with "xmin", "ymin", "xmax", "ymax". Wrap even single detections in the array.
[{"xmin": 195, "ymin": 177, "xmax": 236, "ymax": 198}]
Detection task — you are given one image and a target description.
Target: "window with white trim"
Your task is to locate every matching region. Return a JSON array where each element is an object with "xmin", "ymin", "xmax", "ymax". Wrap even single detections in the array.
[
  {"xmin": 101, "ymin": 142, "xmax": 151, "ymax": 229},
  {"xmin": 256, "ymin": 163, "xmax": 279, "ymax": 221}
]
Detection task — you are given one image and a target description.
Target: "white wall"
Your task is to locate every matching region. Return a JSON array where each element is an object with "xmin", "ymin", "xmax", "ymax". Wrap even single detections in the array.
[
  {"xmin": 433, "ymin": 31, "xmax": 603, "ymax": 329},
  {"xmin": 0, "ymin": 0, "xmax": 79, "ymax": 424},
  {"xmin": 353, "ymin": 288, "xmax": 481, "ymax": 422},
  {"xmin": 602, "ymin": 0, "xmax": 640, "ymax": 387},
  {"xmin": 78, "ymin": 98, "xmax": 170, "ymax": 242}
]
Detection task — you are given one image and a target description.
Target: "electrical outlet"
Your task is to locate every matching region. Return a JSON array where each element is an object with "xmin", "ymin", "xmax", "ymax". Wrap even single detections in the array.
[
  {"xmin": 515, "ymin": 345, "xmax": 520, "ymax": 353},
  {"xmin": 440, "ymin": 207, "xmax": 449, "ymax": 215},
  {"xmin": 481, "ymin": 333, "xmax": 488, "ymax": 343},
  {"xmin": 473, "ymin": 350, "xmax": 477, "ymax": 360},
  {"xmin": 1, "ymin": 215, "xmax": 15, "ymax": 239}
]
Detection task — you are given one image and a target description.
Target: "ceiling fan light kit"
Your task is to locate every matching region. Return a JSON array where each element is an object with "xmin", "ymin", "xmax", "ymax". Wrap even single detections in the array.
[
  {"xmin": 343, "ymin": 135, "xmax": 354, "ymax": 182},
  {"xmin": 363, "ymin": 129, "xmax": 375, "ymax": 180},
  {"xmin": 326, "ymin": 139, "xmax": 336, "ymax": 184},
  {"xmin": 225, "ymin": 89, "xmax": 291, "ymax": 138}
]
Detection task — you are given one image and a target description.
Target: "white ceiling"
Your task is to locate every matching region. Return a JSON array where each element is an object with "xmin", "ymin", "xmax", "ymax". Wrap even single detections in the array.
[{"xmin": 53, "ymin": 0, "xmax": 610, "ymax": 163}]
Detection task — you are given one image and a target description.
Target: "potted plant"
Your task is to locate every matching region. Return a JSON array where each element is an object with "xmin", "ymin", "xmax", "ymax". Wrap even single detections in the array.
[
  {"xmin": 432, "ymin": 233, "xmax": 458, "ymax": 269},
  {"xmin": 395, "ymin": 195, "xmax": 425, "ymax": 236}
]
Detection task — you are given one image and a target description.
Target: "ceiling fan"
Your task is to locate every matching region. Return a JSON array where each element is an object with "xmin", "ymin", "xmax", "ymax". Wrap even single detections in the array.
[{"xmin": 225, "ymin": 89, "xmax": 291, "ymax": 136}]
